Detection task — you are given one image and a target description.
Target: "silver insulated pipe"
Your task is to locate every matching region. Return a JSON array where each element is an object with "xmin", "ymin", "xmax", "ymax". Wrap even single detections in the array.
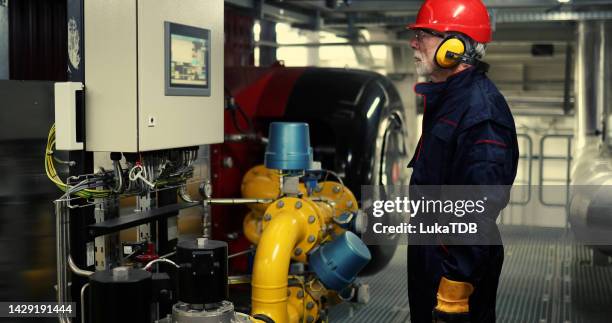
[
  {"xmin": 574, "ymin": 21, "xmax": 605, "ymax": 151},
  {"xmin": 569, "ymin": 20, "xmax": 612, "ymax": 254}
]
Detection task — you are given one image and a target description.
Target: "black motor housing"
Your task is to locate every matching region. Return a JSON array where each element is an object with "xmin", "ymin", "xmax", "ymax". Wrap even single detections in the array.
[
  {"xmin": 89, "ymin": 267, "xmax": 152, "ymax": 323},
  {"xmin": 176, "ymin": 238, "xmax": 229, "ymax": 304}
]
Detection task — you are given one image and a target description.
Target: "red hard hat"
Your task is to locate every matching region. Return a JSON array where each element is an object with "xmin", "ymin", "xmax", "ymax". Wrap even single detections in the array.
[{"xmin": 408, "ymin": 0, "xmax": 492, "ymax": 43}]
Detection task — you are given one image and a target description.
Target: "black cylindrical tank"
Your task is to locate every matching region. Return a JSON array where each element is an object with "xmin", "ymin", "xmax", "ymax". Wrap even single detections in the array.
[
  {"xmin": 176, "ymin": 238, "xmax": 228, "ymax": 304},
  {"xmin": 283, "ymin": 68, "xmax": 408, "ymax": 275},
  {"xmin": 89, "ymin": 267, "xmax": 152, "ymax": 323}
]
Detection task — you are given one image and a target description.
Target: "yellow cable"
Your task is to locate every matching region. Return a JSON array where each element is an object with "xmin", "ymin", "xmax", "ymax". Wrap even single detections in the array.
[
  {"xmin": 45, "ymin": 124, "xmax": 196, "ymax": 198},
  {"xmin": 45, "ymin": 124, "xmax": 112, "ymax": 199}
]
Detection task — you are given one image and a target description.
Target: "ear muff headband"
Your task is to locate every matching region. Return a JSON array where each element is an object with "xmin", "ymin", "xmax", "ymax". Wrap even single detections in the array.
[{"xmin": 434, "ymin": 35, "xmax": 469, "ymax": 68}]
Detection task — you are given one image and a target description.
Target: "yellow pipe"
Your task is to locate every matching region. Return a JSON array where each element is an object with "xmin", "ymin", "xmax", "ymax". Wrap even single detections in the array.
[
  {"xmin": 243, "ymin": 212, "xmax": 262, "ymax": 244},
  {"xmin": 241, "ymin": 165, "xmax": 281, "ymax": 213},
  {"xmin": 251, "ymin": 211, "xmax": 307, "ymax": 323}
]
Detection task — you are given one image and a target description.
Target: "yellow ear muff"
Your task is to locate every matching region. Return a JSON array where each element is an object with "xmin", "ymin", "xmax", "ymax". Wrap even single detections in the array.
[{"xmin": 435, "ymin": 37, "xmax": 466, "ymax": 68}]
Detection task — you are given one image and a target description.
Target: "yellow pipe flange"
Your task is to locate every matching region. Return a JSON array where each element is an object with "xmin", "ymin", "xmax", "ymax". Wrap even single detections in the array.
[
  {"xmin": 311, "ymin": 181, "xmax": 358, "ymax": 216},
  {"xmin": 262, "ymin": 197, "xmax": 324, "ymax": 263},
  {"xmin": 310, "ymin": 181, "xmax": 358, "ymax": 236},
  {"xmin": 287, "ymin": 286, "xmax": 320, "ymax": 323},
  {"xmin": 287, "ymin": 286, "xmax": 301, "ymax": 323}
]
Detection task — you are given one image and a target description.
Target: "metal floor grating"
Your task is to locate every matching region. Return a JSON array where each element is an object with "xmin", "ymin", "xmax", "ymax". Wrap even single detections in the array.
[
  {"xmin": 329, "ymin": 244, "xmax": 410, "ymax": 323},
  {"xmin": 329, "ymin": 227, "xmax": 612, "ymax": 323}
]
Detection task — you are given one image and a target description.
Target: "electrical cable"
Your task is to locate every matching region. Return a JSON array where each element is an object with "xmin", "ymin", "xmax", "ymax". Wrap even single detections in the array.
[
  {"xmin": 45, "ymin": 124, "xmax": 112, "ymax": 199},
  {"xmin": 128, "ymin": 163, "xmax": 155, "ymax": 189},
  {"xmin": 46, "ymin": 124, "xmax": 196, "ymax": 198},
  {"xmin": 236, "ymin": 103, "xmax": 254, "ymax": 133},
  {"xmin": 112, "ymin": 160, "xmax": 124, "ymax": 193},
  {"xmin": 143, "ymin": 258, "xmax": 179, "ymax": 271},
  {"xmin": 225, "ymin": 86, "xmax": 254, "ymax": 134}
]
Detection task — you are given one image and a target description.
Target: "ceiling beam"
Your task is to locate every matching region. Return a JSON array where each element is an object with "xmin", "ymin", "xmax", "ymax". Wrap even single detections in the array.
[
  {"xmin": 324, "ymin": 9, "xmax": 612, "ymax": 28},
  {"xmin": 225, "ymin": 0, "xmax": 317, "ymax": 25},
  {"xmin": 395, "ymin": 23, "xmax": 576, "ymax": 42},
  {"xmin": 282, "ymin": 0, "xmax": 612, "ymax": 13}
]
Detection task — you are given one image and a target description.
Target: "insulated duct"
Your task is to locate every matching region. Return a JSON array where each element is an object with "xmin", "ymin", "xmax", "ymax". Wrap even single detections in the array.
[
  {"xmin": 574, "ymin": 21, "xmax": 607, "ymax": 151},
  {"xmin": 569, "ymin": 20, "xmax": 612, "ymax": 255},
  {"xmin": 0, "ymin": 1, "xmax": 7, "ymax": 79}
]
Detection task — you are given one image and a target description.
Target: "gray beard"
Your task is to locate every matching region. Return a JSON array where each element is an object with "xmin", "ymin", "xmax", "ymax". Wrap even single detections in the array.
[{"xmin": 415, "ymin": 62, "xmax": 434, "ymax": 77}]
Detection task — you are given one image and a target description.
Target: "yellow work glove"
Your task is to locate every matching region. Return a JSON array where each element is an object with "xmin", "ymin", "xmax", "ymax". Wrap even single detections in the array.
[{"xmin": 432, "ymin": 277, "xmax": 474, "ymax": 323}]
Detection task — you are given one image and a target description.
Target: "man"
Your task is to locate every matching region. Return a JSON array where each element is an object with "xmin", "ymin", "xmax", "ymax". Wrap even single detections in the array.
[{"xmin": 406, "ymin": 0, "xmax": 519, "ymax": 322}]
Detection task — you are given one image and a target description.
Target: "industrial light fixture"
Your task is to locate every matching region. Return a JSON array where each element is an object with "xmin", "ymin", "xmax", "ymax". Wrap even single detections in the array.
[
  {"xmin": 325, "ymin": 0, "xmax": 352, "ymax": 9},
  {"xmin": 558, "ymin": 0, "xmax": 571, "ymax": 3}
]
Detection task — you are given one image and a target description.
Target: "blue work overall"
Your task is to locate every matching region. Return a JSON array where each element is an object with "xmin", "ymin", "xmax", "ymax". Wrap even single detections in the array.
[{"xmin": 407, "ymin": 67, "xmax": 519, "ymax": 323}]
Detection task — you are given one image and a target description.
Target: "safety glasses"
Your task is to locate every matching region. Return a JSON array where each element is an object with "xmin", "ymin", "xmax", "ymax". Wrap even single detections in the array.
[{"xmin": 412, "ymin": 29, "xmax": 445, "ymax": 42}]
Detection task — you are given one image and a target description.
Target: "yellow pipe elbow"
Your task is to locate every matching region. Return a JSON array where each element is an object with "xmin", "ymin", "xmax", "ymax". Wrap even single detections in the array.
[{"xmin": 252, "ymin": 211, "xmax": 307, "ymax": 323}]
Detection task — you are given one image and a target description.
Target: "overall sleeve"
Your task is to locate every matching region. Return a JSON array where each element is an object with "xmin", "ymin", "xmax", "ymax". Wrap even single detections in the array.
[{"xmin": 441, "ymin": 118, "xmax": 518, "ymax": 283}]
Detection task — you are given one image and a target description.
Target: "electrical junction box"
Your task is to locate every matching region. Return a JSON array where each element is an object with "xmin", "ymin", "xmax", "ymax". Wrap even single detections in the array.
[
  {"xmin": 54, "ymin": 82, "xmax": 84, "ymax": 150},
  {"xmin": 84, "ymin": 0, "xmax": 223, "ymax": 152}
]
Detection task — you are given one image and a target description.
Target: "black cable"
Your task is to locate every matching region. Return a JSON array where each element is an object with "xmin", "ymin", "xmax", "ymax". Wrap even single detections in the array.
[
  {"xmin": 230, "ymin": 110, "xmax": 246, "ymax": 134},
  {"xmin": 236, "ymin": 102, "xmax": 255, "ymax": 133},
  {"xmin": 229, "ymin": 102, "xmax": 254, "ymax": 134},
  {"xmin": 252, "ymin": 314, "xmax": 275, "ymax": 323},
  {"xmin": 225, "ymin": 86, "xmax": 254, "ymax": 134}
]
